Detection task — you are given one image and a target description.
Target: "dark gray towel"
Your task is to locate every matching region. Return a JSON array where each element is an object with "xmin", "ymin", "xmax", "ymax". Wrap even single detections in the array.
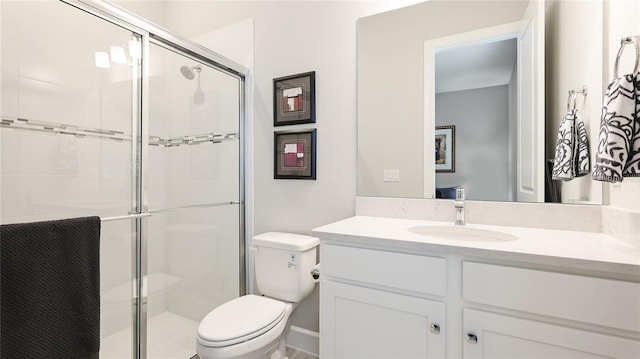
[{"xmin": 1, "ymin": 217, "xmax": 101, "ymax": 359}]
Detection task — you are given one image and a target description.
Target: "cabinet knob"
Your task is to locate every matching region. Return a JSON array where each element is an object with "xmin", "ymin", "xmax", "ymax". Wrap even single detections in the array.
[
  {"xmin": 467, "ymin": 332, "xmax": 478, "ymax": 344},
  {"xmin": 430, "ymin": 323, "xmax": 441, "ymax": 334}
]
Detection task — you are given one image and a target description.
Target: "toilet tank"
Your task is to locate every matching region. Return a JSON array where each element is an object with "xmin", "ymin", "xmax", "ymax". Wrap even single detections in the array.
[{"xmin": 253, "ymin": 232, "xmax": 319, "ymax": 302}]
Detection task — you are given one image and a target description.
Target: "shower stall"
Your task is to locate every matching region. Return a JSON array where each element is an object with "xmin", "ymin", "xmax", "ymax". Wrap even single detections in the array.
[{"xmin": 0, "ymin": 1, "xmax": 247, "ymax": 357}]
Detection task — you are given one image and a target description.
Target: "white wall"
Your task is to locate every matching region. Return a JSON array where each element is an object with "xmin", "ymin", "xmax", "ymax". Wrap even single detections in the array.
[
  {"xmin": 112, "ymin": 0, "xmax": 166, "ymax": 27},
  {"xmin": 545, "ymin": 0, "xmax": 640, "ymax": 210},
  {"xmin": 605, "ymin": 0, "xmax": 640, "ymax": 211},
  {"xmin": 435, "ymin": 85, "xmax": 512, "ymax": 201},
  {"xmin": 545, "ymin": 0, "xmax": 603, "ymax": 204}
]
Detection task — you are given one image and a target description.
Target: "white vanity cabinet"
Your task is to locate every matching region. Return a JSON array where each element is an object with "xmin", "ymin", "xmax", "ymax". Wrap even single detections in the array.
[
  {"xmin": 320, "ymin": 244, "xmax": 447, "ymax": 358},
  {"xmin": 322, "ymin": 281, "xmax": 445, "ymax": 358},
  {"xmin": 319, "ymin": 241, "xmax": 640, "ymax": 359},
  {"xmin": 462, "ymin": 262, "xmax": 640, "ymax": 358},
  {"xmin": 463, "ymin": 309, "xmax": 639, "ymax": 358}
]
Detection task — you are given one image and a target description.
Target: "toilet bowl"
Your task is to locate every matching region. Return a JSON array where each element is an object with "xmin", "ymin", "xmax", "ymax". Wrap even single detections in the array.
[
  {"xmin": 197, "ymin": 295, "xmax": 294, "ymax": 359},
  {"xmin": 197, "ymin": 232, "xmax": 319, "ymax": 359}
]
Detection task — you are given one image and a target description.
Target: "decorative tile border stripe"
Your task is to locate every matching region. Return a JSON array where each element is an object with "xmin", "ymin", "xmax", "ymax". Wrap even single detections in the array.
[{"xmin": 1, "ymin": 116, "xmax": 239, "ymax": 147}]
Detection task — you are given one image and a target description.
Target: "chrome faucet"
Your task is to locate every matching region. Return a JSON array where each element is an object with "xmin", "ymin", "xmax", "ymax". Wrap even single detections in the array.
[{"xmin": 454, "ymin": 187, "xmax": 466, "ymax": 226}]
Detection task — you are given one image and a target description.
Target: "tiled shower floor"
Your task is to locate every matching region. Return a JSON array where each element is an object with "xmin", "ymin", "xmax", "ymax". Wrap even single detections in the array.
[{"xmin": 101, "ymin": 311, "xmax": 199, "ymax": 358}]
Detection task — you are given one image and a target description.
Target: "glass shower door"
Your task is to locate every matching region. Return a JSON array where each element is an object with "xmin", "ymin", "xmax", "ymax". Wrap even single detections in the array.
[
  {"xmin": 145, "ymin": 42, "xmax": 242, "ymax": 358},
  {"xmin": 2, "ymin": 1, "xmax": 246, "ymax": 357},
  {"xmin": 0, "ymin": 1, "xmax": 142, "ymax": 358}
]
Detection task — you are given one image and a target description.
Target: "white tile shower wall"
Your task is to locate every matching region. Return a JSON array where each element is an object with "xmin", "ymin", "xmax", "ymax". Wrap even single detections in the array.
[
  {"xmin": 167, "ymin": 142, "xmax": 239, "ymax": 207},
  {"xmin": 101, "ymin": 79, "xmax": 134, "ymax": 134},
  {"xmin": 1, "ymin": 16, "xmax": 135, "ymax": 221},
  {"xmin": 163, "ymin": 49, "xmax": 241, "ymax": 203},
  {"xmin": 19, "ymin": 13, "xmax": 132, "ymax": 91},
  {"xmin": 0, "ymin": 28, "xmax": 19, "ymax": 75},
  {"xmin": 165, "ymin": 63, "xmax": 240, "ymax": 136},
  {"xmin": 146, "ymin": 41, "xmax": 243, "ymax": 326},
  {"xmin": 18, "ymin": 77, "xmax": 95, "ymax": 127},
  {"xmin": 161, "ymin": 59, "xmax": 241, "ymax": 321},
  {"xmin": 0, "ymin": 0, "xmax": 156, "ymax": 340},
  {"xmin": 148, "ymin": 146, "xmax": 168, "ymax": 208},
  {"xmin": 146, "ymin": 53, "xmax": 172, "ymax": 323},
  {"xmin": 0, "ymin": 128, "xmax": 19, "ymax": 174},
  {"xmin": 101, "ymin": 220, "xmax": 136, "ymax": 337},
  {"xmin": 1, "ymin": 72, "xmax": 19, "ymax": 117},
  {"xmin": 0, "ymin": 174, "xmax": 20, "ymax": 218},
  {"xmin": 355, "ymin": 196, "xmax": 603, "ymax": 233},
  {"xmin": 188, "ymin": 15, "xmax": 257, "ymax": 299},
  {"xmin": 0, "ymin": 3, "xmax": 18, "ymax": 34},
  {"xmin": 164, "ymin": 207, "xmax": 240, "ymax": 322}
]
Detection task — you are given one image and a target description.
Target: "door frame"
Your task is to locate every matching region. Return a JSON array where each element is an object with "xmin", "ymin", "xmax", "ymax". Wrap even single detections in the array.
[{"xmin": 423, "ymin": 21, "xmax": 521, "ymax": 199}]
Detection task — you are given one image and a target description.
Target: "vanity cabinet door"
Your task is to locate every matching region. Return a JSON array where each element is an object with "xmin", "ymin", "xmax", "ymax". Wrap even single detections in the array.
[
  {"xmin": 321, "ymin": 280, "xmax": 445, "ymax": 359},
  {"xmin": 463, "ymin": 309, "xmax": 640, "ymax": 359}
]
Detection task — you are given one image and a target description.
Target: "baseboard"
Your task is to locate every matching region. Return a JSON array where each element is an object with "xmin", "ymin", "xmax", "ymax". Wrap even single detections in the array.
[{"xmin": 286, "ymin": 325, "xmax": 319, "ymax": 356}]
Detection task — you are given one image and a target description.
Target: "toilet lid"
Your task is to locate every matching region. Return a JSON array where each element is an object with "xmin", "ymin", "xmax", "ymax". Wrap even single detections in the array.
[{"xmin": 198, "ymin": 295, "xmax": 287, "ymax": 347}]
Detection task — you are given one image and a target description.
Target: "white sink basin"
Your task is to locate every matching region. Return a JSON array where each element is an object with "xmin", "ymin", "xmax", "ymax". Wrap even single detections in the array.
[{"xmin": 407, "ymin": 225, "xmax": 518, "ymax": 242}]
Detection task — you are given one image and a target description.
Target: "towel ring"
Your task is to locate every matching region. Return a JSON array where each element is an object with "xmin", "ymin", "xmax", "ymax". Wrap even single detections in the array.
[{"xmin": 614, "ymin": 36, "xmax": 640, "ymax": 78}]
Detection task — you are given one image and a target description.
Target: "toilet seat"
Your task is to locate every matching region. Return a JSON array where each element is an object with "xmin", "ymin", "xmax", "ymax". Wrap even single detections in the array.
[{"xmin": 198, "ymin": 295, "xmax": 287, "ymax": 348}]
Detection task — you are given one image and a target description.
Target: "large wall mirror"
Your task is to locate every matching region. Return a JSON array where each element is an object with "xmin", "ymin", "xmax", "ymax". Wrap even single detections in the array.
[{"xmin": 357, "ymin": 0, "xmax": 604, "ymax": 205}]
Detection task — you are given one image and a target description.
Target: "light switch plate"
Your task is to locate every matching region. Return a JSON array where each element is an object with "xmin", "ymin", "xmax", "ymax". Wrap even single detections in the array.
[{"xmin": 384, "ymin": 170, "xmax": 400, "ymax": 182}]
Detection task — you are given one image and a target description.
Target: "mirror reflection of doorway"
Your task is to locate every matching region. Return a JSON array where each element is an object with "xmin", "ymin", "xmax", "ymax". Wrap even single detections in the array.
[{"xmin": 434, "ymin": 37, "xmax": 518, "ymax": 201}]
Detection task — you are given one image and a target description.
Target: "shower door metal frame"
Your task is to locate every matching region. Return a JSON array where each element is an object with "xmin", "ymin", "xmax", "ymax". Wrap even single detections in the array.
[{"xmin": 59, "ymin": 1, "xmax": 248, "ymax": 358}]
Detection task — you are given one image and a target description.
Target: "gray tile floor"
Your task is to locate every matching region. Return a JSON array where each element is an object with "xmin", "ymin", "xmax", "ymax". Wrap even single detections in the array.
[
  {"xmin": 286, "ymin": 347, "xmax": 319, "ymax": 359},
  {"xmin": 191, "ymin": 347, "xmax": 318, "ymax": 359}
]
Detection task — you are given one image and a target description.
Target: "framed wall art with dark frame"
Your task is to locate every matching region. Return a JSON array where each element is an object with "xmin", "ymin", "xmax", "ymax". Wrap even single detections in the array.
[
  {"xmin": 435, "ymin": 125, "xmax": 455, "ymax": 173},
  {"xmin": 274, "ymin": 129, "xmax": 317, "ymax": 180},
  {"xmin": 273, "ymin": 71, "xmax": 316, "ymax": 126}
]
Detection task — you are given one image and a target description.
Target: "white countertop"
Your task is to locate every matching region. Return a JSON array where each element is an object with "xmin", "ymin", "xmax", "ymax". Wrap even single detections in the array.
[{"xmin": 312, "ymin": 216, "xmax": 640, "ymax": 277}]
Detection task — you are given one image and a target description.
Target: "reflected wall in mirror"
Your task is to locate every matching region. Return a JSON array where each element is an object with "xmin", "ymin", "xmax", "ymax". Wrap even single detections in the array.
[{"xmin": 357, "ymin": 0, "xmax": 604, "ymax": 204}]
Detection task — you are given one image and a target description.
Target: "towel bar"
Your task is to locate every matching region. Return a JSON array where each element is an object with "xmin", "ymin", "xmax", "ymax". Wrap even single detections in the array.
[
  {"xmin": 567, "ymin": 86, "xmax": 587, "ymax": 112},
  {"xmin": 101, "ymin": 212, "xmax": 151, "ymax": 222},
  {"xmin": 614, "ymin": 36, "xmax": 640, "ymax": 78},
  {"xmin": 99, "ymin": 201, "xmax": 240, "ymax": 222}
]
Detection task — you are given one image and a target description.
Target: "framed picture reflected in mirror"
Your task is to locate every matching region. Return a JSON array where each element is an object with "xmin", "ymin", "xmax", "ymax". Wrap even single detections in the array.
[{"xmin": 435, "ymin": 125, "xmax": 455, "ymax": 173}]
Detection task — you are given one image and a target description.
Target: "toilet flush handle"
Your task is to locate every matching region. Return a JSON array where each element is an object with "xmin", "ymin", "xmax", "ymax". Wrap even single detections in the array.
[{"xmin": 311, "ymin": 263, "xmax": 320, "ymax": 282}]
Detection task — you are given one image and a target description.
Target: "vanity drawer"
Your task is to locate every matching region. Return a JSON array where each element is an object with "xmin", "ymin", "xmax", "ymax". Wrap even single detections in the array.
[
  {"xmin": 322, "ymin": 244, "xmax": 446, "ymax": 296},
  {"xmin": 463, "ymin": 262, "xmax": 640, "ymax": 332}
]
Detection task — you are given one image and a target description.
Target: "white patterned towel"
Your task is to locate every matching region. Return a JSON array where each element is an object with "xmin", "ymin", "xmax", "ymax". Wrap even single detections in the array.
[
  {"xmin": 552, "ymin": 110, "xmax": 590, "ymax": 181},
  {"xmin": 592, "ymin": 73, "xmax": 640, "ymax": 182}
]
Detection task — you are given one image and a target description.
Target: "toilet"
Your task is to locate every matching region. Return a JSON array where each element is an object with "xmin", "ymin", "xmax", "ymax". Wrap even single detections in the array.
[{"xmin": 197, "ymin": 232, "xmax": 319, "ymax": 359}]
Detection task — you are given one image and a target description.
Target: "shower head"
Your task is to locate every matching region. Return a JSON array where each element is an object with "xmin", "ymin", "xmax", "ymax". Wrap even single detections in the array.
[
  {"xmin": 180, "ymin": 64, "xmax": 202, "ymax": 80},
  {"xmin": 181, "ymin": 64, "xmax": 205, "ymax": 105}
]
